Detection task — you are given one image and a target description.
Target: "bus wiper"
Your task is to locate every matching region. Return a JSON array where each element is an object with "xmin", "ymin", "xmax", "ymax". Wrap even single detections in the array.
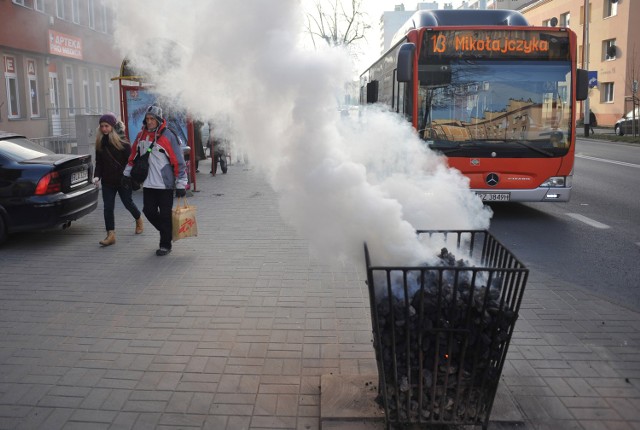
[
  {"xmin": 429, "ymin": 142, "xmax": 479, "ymax": 154},
  {"xmin": 512, "ymin": 140, "xmax": 555, "ymax": 157}
]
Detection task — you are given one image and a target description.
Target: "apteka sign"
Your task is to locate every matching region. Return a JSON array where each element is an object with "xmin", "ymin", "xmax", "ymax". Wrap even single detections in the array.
[{"xmin": 48, "ymin": 30, "xmax": 83, "ymax": 60}]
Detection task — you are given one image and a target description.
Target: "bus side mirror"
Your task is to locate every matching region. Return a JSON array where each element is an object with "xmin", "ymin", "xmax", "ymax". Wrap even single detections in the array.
[
  {"xmin": 576, "ymin": 69, "xmax": 588, "ymax": 101},
  {"xmin": 397, "ymin": 43, "xmax": 416, "ymax": 83},
  {"xmin": 366, "ymin": 80, "xmax": 379, "ymax": 103}
]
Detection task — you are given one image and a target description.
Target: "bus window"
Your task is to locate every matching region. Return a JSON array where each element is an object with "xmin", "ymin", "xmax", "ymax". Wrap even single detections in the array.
[
  {"xmin": 419, "ymin": 60, "xmax": 572, "ymax": 156},
  {"xmin": 392, "ymin": 70, "xmax": 397, "ymax": 110},
  {"xmin": 395, "ymin": 81, "xmax": 405, "ymax": 115},
  {"xmin": 394, "ymin": 81, "xmax": 412, "ymax": 122},
  {"xmin": 403, "ymin": 82, "xmax": 412, "ymax": 123},
  {"xmin": 418, "ymin": 85, "xmax": 431, "ymax": 136}
]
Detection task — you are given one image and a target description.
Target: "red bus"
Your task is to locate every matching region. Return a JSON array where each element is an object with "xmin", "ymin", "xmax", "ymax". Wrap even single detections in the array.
[{"xmin": 360, "ymin": 9, "xmax": 588, "ymax": 202}]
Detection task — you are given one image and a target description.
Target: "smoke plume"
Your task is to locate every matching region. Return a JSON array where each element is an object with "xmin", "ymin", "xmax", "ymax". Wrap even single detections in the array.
[{"xmin": 111, "ymin": 0, "xmax": 492, "ymax": 266}]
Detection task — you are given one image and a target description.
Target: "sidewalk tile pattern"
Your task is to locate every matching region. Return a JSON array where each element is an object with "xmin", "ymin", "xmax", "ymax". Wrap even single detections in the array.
[{"xmin": 1, "ymin": 158, "xmax": 639, "ymax": 429}]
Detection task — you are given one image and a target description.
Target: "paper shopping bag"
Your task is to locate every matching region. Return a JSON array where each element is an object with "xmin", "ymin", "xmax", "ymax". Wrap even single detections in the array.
[{"xmin": 172, "ymin": 197, "xmax": 198, "ymax": 241}]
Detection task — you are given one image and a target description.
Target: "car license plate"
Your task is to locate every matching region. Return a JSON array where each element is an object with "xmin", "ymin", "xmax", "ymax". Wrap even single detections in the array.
[
  {"xmin": 71, "ymin": 169, "xmax": 88, "ymax": 184},
  {"xmin": 476, "ymin": 192, "xmax": 510, "ymax": 202}
]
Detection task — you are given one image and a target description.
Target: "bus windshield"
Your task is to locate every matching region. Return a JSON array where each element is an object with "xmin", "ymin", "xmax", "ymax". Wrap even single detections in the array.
[{"xmin": 418, "ymin": 60, "xmax": 572, "ymax": 158}]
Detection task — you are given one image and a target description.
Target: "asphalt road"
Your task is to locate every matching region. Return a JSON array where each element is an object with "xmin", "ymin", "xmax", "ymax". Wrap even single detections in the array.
[{"xmin": 488, "ymin": 137, "xmax": 640, "ymax": 309}]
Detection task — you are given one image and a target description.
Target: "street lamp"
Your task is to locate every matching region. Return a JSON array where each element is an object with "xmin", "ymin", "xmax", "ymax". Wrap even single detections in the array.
[
  {"xmin": 634, "ymin": 80, "xmax": 638, "ymax": 136},
  {"xmin": 582, "ymin": 0, "xmax": 590, "ymax": 137}
]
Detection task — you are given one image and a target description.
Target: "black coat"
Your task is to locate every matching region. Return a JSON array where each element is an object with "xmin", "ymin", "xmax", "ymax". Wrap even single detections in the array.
[
  {"xmin": 193, "ymin": 121, "xmax": 206, "ymax": 161},
  {"xmin": 95, "ymin": 135, "xmax": 132, "ymax": 187}
]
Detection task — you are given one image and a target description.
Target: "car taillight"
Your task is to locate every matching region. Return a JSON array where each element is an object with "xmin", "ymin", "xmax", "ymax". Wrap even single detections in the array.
[{"xmin": 35, "ymin": 171, "xmax": 61, "ymax": 195}]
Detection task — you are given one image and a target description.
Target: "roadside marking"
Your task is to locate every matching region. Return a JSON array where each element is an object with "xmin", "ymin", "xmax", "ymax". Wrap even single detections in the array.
[
  {"xmin": 576, "ymin": 154, "xmax": 640, "ymax": 169},
  {"xmin": 566, "ymin": 213, "xmax": 610, "ymax": 229}
]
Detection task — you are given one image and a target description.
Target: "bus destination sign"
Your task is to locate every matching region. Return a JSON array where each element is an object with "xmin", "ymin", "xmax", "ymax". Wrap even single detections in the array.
[{"xmin": 423, "ymin": 30, "xmax": 570, "ymax": 60}]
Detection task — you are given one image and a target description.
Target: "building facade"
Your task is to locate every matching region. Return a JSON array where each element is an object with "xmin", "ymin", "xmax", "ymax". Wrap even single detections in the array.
[
  {"xmin": 0, "ymin": 0, "xmax": 121, "ymax": 139},
  {"xmin": 520, "ymin": 0, "xmax": 638, "ymax": 126},
  {"xmin": 379, "ymin": 2, "xmax": 443, "ymax": 55}
]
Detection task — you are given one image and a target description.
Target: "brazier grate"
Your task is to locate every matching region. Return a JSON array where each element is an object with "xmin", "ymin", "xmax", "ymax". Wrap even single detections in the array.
[{"xmin": 364, "ymin": 230, "xmax": 528, "ymax": 429}]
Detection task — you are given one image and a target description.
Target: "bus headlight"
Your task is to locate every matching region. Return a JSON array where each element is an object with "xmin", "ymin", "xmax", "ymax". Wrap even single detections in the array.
[{"xmin": 541, "ymin": 176, "xmax": 571, "ymax": 188}]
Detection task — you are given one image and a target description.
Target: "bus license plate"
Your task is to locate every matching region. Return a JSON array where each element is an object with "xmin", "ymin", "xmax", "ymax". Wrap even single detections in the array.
[
  {"xmin": 71, "ymin": 169, "xmax": 88, "ymax": 184},
  {"xmin": 476, "ymin": 192, "xmax": 510, "ymax": 202}
]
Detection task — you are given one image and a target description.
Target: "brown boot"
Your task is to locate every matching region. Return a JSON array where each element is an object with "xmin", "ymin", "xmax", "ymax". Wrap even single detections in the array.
[
  {"xmin": 135, "ymin": 217, "xmax": 144, "ymax": 234},
  {"xmin": 99, "ymin": 230, "xmax": 116, "ymax": 246}
]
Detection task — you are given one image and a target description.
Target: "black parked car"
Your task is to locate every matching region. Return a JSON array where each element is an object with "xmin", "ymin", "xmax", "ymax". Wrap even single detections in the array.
[
  {"xmin": 0, "ymin": 131, "xmax": 99, "ymax": 244},
  {"xmin": 614, "ymin": 108, "xmax": 640, "ymax": 136}
]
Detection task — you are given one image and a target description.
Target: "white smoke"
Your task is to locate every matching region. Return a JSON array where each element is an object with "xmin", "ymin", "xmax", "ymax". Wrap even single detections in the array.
[{"xmin": 111, "ymin": 0, "xmax": 492, "ymax": 266}]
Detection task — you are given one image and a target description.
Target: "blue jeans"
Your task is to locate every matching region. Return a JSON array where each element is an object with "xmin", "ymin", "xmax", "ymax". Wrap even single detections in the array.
[
  {"xmin": 143, "ymin": 188, "xmax": 174, "ymax": 250},
  {"xmin": 101, "ymin": 184, "xmax": 141, "ymax": 231}
]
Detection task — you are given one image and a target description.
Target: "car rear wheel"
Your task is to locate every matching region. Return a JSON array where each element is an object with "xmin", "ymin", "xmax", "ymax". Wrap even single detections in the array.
[{"xmin": 615, "ymin": 125, "xmax": 624, "ymax": 136}]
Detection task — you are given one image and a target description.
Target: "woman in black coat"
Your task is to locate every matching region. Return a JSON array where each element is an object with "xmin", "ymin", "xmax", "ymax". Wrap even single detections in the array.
[{"xmin": 93, "ymin": 113, "xmax": 143, "ymax": 246}]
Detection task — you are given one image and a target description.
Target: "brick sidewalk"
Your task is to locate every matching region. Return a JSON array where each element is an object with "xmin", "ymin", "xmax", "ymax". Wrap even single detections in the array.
[{"xmin": 1, "ymin": 158, "xmax": 639, "ymax": 429}]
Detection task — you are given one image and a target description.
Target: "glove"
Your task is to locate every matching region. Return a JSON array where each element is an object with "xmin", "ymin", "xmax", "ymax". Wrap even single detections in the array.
[
  {"xmin": 121, "ymin": 176, "xmax": 132, "ymax": 189},
  {"xmin": 175, "ymin": 188, "xmax": 186, "ymax": 198}
]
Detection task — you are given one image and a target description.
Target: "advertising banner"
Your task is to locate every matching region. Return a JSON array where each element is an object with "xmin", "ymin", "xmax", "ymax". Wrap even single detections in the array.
[
  {"xmin": 124, "ymin": 88, "xmax": 188, "ymax": 146},
  {"xmin": 48, "ymin": 30, "xmax": 83, "ymax": 60}
]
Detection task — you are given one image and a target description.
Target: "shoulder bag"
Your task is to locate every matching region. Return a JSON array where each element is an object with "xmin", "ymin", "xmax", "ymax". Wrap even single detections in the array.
[{"xmin": 130, "ymin": 142, "xmax": 154, "ymax": 184}]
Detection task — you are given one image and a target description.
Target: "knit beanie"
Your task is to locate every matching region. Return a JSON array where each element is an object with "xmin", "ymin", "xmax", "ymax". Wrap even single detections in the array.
[
  {"xmin": 144, "ymin": 105, "xmax": 163, "ymax": 125},
  {"xmin": 99, "ymin": 113, "xmax": 117, "ymax": 127}
]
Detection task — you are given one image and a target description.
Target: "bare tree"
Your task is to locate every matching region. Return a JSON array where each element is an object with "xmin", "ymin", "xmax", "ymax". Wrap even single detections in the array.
[{"xmin": 304, "ymin": 0, "xmax": 371, "ymax": 52}]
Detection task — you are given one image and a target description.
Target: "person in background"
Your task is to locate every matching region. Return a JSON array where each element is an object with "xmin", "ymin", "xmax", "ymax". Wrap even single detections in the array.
[
  {"xmin": 193, "ymin": 120, "xmax": 206, "ymax": 173},
  {"xmin": 211, "ymin": 137, "xmax": 228, "ymax": 176},
  {"xmin": 93, "ymin": 113, "xmax": 143, "ymax": 247},
  {"xmin": 207, "ymin": 124, "xmax": 229, "ymax": 176},
  {"xmin": 589, "ymin": 110, "xmax": 597, "ymax": 135},
  {"xmin": 122, "ymin": 105, "xmax": 187, "ymax": 256}
]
